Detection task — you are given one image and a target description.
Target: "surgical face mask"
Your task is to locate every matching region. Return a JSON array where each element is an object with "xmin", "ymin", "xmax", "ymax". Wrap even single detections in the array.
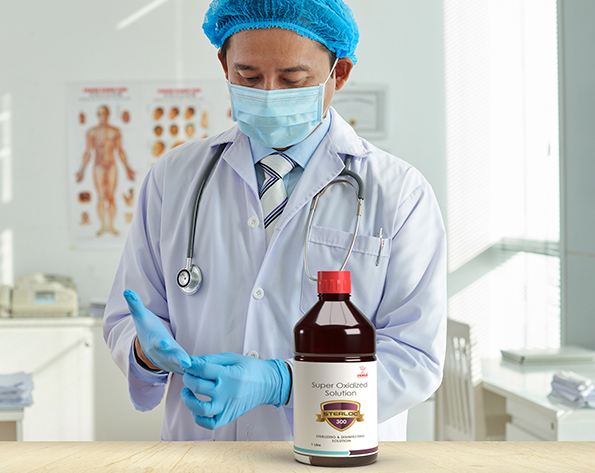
[{"xmin": 228, "ymin": 61, "xmax": 337, "ymax": 149}]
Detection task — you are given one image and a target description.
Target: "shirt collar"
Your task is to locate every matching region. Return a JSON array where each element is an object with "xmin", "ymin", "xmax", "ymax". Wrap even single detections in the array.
[{"xmin": 249, "ymin": 111, "xmax": 332, "ymax": 168}]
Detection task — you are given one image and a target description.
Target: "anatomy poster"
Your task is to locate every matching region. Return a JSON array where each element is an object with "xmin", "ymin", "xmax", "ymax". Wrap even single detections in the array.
[{"xmin": 67, "ymin": 81, "xmax": 233, "ymax": 249}]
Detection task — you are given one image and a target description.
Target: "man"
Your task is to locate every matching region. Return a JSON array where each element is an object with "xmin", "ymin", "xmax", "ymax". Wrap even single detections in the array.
[
  {"xmin": 76, "ymin": 105, "xmax": 135, "ymax": 236},
  {"xmin": 104, "ymin": 0, "xmax": 446, "ymax": 441}
]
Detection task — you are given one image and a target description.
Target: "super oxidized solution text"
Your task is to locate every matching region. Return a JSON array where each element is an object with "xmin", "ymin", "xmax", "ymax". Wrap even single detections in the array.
[{"xmin": 293, "ymin": 271, "xmax": 377, "ymax": 467}]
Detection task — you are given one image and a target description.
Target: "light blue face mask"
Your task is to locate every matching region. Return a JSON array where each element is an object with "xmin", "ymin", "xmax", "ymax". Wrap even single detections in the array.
[{"xmin": 228, "ymin": 61, "xmax": 337, "ymax": 149}]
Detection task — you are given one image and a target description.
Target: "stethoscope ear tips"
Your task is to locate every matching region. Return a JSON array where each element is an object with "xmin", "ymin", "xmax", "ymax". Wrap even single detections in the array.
[{"xmin": 177, "ymin": 264, "xmax": 202, "ymax": 295}]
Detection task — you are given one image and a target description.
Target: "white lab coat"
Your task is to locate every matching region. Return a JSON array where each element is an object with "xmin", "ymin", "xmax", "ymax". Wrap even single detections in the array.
[{"xmin": 103, "ymin": 108, "xmax": 447, "ymax": 441}]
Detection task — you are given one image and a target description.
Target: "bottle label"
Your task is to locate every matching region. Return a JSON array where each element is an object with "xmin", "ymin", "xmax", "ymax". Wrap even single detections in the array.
[{"xmin": 293, "ymin": 360, "xmax": 377, "ymax": 458}]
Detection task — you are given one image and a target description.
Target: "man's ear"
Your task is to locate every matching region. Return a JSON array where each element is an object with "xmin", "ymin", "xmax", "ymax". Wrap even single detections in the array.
[
  {"xmin": 218, "ymin": 49, "xmax": 229, "ymax": 81},
  {"xmin": 334, "ymin": 57, "xmax": 354, "ymax": 91}
]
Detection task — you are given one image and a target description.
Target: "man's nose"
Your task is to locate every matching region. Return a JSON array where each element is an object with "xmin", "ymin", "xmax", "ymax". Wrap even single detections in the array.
[{"xmin": 261, "ymin": 77, "xmax": 282, "ymax": 91}]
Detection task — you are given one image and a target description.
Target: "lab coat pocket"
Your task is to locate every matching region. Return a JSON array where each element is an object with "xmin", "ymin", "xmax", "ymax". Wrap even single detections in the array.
[{"xmin": 300, "ymin": 224, "xmax": 391, "ymax": 315}]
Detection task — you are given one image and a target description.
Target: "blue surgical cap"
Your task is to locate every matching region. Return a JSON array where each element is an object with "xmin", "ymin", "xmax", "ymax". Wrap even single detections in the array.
[{"xmin": 203, "ymin": 0, "xmax": 359, "ymax": 64}]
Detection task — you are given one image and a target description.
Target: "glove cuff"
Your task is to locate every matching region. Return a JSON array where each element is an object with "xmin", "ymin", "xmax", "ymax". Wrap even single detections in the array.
[{"xmin": 269, "ymin": 359, "xmax": 291, "ymax": 407}]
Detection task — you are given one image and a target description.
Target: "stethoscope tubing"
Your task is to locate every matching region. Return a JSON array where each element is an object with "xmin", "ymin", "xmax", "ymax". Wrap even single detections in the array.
[
  {"xmin": 186, "ymin": 143, "xmax": 227, "ymax": 260},
  {"xmin": 178, "ymin": 144, "xmax": 364, "ymax": 293},
  {"xmin": 303, "ymin": 167, "xmax": 364, "ymax": 282}
]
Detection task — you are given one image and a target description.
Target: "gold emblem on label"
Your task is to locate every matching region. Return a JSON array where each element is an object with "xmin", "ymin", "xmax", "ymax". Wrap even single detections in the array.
[{"xmin": 316, "ymin": 400, "xmax": 365, "ymax": 432}]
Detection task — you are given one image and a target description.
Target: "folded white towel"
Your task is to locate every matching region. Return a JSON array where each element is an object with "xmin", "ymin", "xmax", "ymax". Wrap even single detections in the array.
[
  {"xmin": 553, "ymin": 371, "xmax": 595, "ymax": 390},
  {"xmin": 549, "ymin": 371, "xmax": 595, "ymax": 408},
  {"xmin": 0, "ymin": 372, "xmax": 32, "ymax": 388},
  {"xmin": 0, "ymin": 372, "xmax": 34, "ymax": 408}
]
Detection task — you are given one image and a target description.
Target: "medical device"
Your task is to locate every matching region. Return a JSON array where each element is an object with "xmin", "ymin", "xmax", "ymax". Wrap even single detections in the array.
[
  {"xmin": 0, "ymin": 273, "xmax": 79, "ymax": 317},
  {"xmin": 303, "ymin": 156, "xmax": 364, "ymax": 282},
  {"xmin": 176, "ymin": 145, "xmax": 365, "ymax": 295}
]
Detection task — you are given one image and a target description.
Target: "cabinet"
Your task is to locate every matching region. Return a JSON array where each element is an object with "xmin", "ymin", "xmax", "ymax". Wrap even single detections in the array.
[
  {"xmin": 0, "ymin": 409, "xmax": 23, "ymax": 440},
  {"xmin": 0, "ymin": 317, "xmax": 165, "ymax": 441},
  {"xmin": 482, "ymin": 359, "xmax": 595, "ymax": 441},
  {"xmin": 0, "ymin": 318, "xmax": 95, "ymax": 440}
]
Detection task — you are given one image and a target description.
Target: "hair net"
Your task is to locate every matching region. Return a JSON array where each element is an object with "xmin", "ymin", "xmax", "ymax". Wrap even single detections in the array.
[{"xmin": 203, "ymin": 0, "xmax": 359, "ymax": 64}]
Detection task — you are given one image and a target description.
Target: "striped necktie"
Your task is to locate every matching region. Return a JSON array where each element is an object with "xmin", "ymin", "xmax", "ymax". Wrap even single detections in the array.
[{"xmin": 259, "ymin": 153, "xmax": 297, "ymax": 244}]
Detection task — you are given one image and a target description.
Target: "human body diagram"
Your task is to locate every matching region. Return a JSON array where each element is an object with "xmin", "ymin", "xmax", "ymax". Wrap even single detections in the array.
[{"xmin": 76, "ymin": 106, "xmax": 135, "ymax": 236}]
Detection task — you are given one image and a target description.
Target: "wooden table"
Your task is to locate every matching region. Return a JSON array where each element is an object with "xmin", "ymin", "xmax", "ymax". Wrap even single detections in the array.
[{"xmin": 0, "ymin": 441, "xmax": 594, "ymax": 472}]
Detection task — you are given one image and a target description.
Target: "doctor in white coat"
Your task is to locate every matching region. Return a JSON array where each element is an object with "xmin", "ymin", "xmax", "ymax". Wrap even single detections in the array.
[{"xmin": 103, "ymin": 0, "xmax": 447, "ymax": 442}]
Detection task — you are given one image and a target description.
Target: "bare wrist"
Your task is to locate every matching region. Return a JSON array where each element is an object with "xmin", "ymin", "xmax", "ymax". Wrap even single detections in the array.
[{"xmin": 134, "ymin": 336, "xmax": 161, "ymax": 371}]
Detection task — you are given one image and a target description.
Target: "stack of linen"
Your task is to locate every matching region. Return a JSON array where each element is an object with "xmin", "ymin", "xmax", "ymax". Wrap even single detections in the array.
[
  {"xmin": 548, "ymin": 371, "xmax": 595, "ymax": 408},
  {"xmin": 0, "ymin": 372, "xmax": 34, "ymax": 408}
]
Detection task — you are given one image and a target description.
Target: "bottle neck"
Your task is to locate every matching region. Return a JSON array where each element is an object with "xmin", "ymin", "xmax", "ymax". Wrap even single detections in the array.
[{"xmin": 318, "ymin": 293, "xmax": 351, "ymax": 301}]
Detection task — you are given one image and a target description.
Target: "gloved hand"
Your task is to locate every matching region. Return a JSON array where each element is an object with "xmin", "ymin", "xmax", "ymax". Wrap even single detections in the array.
[
  {"xmin": 180, "ymin": 353, "xmax": 291, "ymax": 430},
  {"xmin": 123, "ymin": 289, "xmax": 191, "ymax": 375}
]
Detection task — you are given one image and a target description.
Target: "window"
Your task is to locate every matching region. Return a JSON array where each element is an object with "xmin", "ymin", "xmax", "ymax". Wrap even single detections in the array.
[{"xmin": 445, "ymin": 0, "xmax": 560, "ymax": 365}]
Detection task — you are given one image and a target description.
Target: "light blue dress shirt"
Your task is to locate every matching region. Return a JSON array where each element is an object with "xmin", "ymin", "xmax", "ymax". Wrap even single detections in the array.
[{"xmin": 250, "ymin": 112, "xmax": 332, "ymax": 197}]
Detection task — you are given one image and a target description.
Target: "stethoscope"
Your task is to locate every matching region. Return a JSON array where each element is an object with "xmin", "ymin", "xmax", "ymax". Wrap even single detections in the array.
[{"xmin": 176, "ymin": 143, "xmax": 365, "ymax": 295}]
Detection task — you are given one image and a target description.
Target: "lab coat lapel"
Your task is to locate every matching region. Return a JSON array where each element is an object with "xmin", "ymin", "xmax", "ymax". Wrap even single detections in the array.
[
  {"xmin": 213, "ymin": 127, "xmax": 259, "ymax": 199},
  {"xmin": 280, "ymin": 139, "xmax": 344, "ymax": 228},
  {"xmin": 275, "ymin": 110, "xmax": 370, "ymax": 234}
]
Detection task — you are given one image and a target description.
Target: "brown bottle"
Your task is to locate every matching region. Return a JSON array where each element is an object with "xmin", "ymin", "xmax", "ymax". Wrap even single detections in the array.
[{"xmin": 293, "ymin": 271, "xmax": 377, "ymax": 467}]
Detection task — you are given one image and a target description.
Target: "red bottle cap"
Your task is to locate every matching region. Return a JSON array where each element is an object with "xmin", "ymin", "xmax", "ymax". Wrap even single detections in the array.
[{"xmin": 317, "ymin": 271, "xmax": 351, "ymax": 294}]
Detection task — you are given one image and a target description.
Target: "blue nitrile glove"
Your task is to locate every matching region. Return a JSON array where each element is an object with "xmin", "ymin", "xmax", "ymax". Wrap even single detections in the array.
[
  {"xmin": 123, "ymin": 289, "xmax": 191, "ymax": 375},
  {"xmin": 180, "ymin": 353, "xmax": 291, "ymax": 430}
]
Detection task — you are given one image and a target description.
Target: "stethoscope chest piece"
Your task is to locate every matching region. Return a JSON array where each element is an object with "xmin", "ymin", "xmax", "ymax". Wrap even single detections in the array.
[
  {"xmin": 177, "ymin": 259, "xmax": 202, "ymax": 295},
  {"xmin": 177, "ymin": 143, "xmax": 227, "ymax": 296}
]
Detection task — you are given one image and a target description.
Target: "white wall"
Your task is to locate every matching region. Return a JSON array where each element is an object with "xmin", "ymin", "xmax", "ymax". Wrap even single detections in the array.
[
  {"xmin": 0, "ymin": 0, "xmax": 225, "ymax": 303},
  {"xmin": 0, "ymin": 0, "xmax": 446, "ymax": 307},
  {"xmin": 0, "ymin": 0, "xmax": 446, "ymax": 439},
  {"xmin": 558, "ymin": 0, "xmax": 595, "ymax": 350}
]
